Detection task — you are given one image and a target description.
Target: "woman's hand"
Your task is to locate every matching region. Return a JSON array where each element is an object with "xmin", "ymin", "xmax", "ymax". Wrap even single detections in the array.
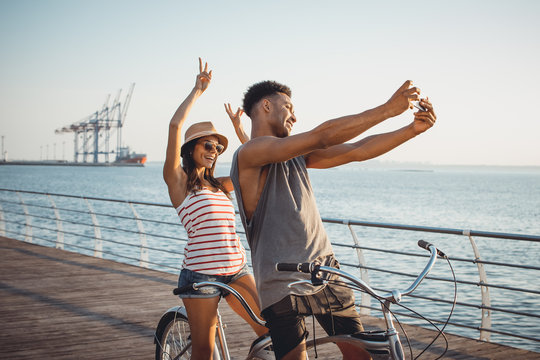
[
  {"xmin": 225, "ymin": 103, "xmax": 250, "ymax": 144},
  {"xmin": 195, "ymin": 57, "xmax": 212, "ymax": 93},
  {"xmin": 225, "ymin": 103, "xmax": 244, "ymax": 129}
]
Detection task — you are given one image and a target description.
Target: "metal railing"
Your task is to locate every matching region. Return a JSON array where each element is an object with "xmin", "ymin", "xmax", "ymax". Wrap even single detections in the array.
[{"xmin": 0, "ymin": 188, "xmax": 539, "ymax": 353}]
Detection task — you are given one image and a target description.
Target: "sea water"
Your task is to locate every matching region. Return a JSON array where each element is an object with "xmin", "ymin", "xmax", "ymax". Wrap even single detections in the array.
[{"xmin": 0, "ymin": 162, "xmax": 539, "ymax": 352}]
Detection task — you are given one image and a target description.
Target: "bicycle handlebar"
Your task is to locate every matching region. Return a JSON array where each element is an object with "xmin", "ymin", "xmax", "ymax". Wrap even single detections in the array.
[
  {"xmin": 276, "ymin": 240, "xmax": 443, "ymax": 303},
  {"xmin": 276, "ymin": 262, "xmax": 312, "ymax": 273},
  {"xmin": 418, "ymin": 239, "xmax": 447, "ymax": 258},
  {"xmin": 173, "ymin": 284, "xmax": 194, "ymax": 296},
  {"xmin": 172, "ymin": 281, "xmax": 266, "ymax": 326}
]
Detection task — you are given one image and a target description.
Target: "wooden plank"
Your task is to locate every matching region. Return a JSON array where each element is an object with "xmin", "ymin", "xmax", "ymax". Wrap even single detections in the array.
[
  {"xmin": 0, "ymin": 237, "xmax": 176, "ymax": 359},
  {"xmin": 0, "ymin": 236, "xmax": 538, "ymax": 360}
]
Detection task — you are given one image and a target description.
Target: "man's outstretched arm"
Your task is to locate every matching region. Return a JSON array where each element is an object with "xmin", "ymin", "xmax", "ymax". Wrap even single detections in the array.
[
  {"xmin": 305, "ymin": 98, "xmax": 437, "ymax": 169},
  {"xmin": 240, "ymin": 80, "xmax": 421, "ymax": 168}
]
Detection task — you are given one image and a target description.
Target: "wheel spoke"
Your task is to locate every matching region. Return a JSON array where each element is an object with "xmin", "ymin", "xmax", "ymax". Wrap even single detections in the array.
[{"xmin": 157, "ymin": 313, "xmax": 192, "ymax": 360}]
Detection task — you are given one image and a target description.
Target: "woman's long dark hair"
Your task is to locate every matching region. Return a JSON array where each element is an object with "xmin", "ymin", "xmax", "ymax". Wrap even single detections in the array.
[{"xmin": 181, "ymin": 139, "xmax": 231, "ymax": 198}]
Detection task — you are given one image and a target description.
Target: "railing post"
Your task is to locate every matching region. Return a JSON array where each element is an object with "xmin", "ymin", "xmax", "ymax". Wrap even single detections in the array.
[
  {"xmin": 0, "ymin": 203, "xmax": 5, "ymax": 237},
  {"xmin": 85, "ymin": 198, "xmax": 102, "ymax": 258},
  {"xmin": 345, "ymin": 221, "xmax": 371, "ymax": 315},
  {"xmin": 16, "ymin": 191, "xmax": 32, "ymax": 243},
  {"xmin": 465, "ymin": 230, "xmax": 492, "ymax": 342},
  {"xmin": 128, "ymin": 202, "xmax": 148, "ymax": 268},
  {"xmin": 48, "ymin": 195, "xmax": 64, "ymax": 249}
]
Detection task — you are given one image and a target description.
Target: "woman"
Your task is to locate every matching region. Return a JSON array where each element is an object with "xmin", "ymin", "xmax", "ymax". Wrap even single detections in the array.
[{"xmin": 163, "ymin": 58, "xmax": 267, "ymax": 360}]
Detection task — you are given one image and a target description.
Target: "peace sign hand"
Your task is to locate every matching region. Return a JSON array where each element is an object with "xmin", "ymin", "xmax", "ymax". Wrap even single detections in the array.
[
  {"xmin": 224, "ymin": 103, "xmax": 244, "ymax": 128},
  {"xmin": 195, "ymin": 57, "xmax": 212, "ymax": 93},
  {"xmin": 224, "ymin": 103, "xmax": 249, "ymax": 144}
]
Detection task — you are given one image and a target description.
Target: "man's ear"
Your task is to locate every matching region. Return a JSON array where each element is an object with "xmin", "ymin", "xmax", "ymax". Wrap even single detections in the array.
[{"xmin": 262, "ymin": 99, "xmax": 271, "ymax": 113}]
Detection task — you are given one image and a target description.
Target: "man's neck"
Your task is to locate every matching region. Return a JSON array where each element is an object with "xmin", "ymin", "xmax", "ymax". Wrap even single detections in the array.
[{"xmin": 250, "ymin": 118, "xmax": 276, "ymax": 139}]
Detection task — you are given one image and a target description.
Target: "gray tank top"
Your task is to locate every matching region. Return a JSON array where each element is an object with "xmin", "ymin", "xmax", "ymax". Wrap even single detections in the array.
[{"xmin": 230, "ymin": 150, "xmax": 334, "ymax": 310}]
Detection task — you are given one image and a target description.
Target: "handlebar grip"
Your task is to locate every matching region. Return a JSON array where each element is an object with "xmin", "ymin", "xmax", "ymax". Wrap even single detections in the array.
[
  {"xmin": 418, "ymin": 240, "xmax": 447, "ymax": 258},
  {"xmin": 418, "ymin": 240, "xmax": 432, "ymax": 251},
  {"xmin": 173, "ymin": 284, "xmax": 195, "ymax": 295},
  {"xmin": 276, "ymin": 262, "xmax": 311, "ymax": 273}
]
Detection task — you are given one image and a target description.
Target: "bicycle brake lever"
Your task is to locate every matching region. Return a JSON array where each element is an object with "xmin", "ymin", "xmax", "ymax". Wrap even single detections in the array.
[
  {"xmin": 288, "ymin": 280, "xmax": 311, "ymax": 288},
  {"xmin": 311, "ymin": 263, "xmax": 323, "ymax": 286},
  {"xmin": 287, "ymin": 279, "xmax": 328, "ymax": 288}
]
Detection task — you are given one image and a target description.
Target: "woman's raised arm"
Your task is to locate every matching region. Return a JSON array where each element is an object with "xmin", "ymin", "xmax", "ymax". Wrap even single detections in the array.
[{"xmin": 163, "ymin": 58, "xmax": 212, "ymax": 207}]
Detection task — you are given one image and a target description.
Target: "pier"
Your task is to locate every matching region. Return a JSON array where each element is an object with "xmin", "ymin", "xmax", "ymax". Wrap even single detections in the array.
[{"xmin": 1, "ymin": 236, "xmax": 538, "ymax": 359}]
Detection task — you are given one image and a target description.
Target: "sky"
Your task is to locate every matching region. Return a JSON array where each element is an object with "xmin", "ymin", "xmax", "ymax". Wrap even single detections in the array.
[{"xmin": 1, "ymin": 0, "xmax": 539, "ymax": 166}]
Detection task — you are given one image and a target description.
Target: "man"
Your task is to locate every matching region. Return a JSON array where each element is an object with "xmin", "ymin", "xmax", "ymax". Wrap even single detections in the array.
[{"xmin": 229, "ymin": 79, "xmax": 436, "ymax": 360}]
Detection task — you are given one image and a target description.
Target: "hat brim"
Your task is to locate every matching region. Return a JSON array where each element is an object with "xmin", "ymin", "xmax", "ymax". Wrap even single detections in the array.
[{"xmin": 181, "ymin": 131, "xmax": 228, "ymax": 156}]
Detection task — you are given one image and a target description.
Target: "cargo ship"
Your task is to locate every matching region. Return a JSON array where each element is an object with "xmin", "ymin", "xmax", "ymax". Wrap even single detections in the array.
[{"xmin": 115, "ymin": 147, "xmax": 147, "ymax": 165}]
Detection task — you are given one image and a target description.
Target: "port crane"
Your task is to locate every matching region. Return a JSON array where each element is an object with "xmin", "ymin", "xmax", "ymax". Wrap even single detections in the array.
[{"xmin": 55, "ymin": 84, "xmax": 135, "ymax": 164}]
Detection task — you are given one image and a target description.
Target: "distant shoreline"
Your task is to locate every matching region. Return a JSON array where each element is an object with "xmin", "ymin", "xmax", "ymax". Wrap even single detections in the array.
[
  {"xmin": 2, "ymin": 160, "xmax": 539, "ymax": 172},
  {"xmin": 0, "ymin": 160, "xmax": 143, "ymax": 167}
]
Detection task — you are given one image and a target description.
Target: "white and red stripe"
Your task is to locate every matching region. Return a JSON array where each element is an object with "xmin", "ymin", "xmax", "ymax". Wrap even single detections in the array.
[{"xmin": 176, "ymin": 188, "xmax": 246, "ymax": 275}]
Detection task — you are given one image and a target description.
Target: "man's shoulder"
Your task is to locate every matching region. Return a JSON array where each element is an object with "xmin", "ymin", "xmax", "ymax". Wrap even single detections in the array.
[
  {"xmin": 241, "ymin": 135, "xmax": 279, "ymax": 149},
  {"xmin": 236, "ymin": 136, "xmax": 278, "ymax": 164}
]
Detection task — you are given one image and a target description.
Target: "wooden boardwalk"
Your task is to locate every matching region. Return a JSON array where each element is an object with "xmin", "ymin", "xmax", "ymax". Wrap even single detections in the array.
[{"xmin": 0, "ymin": 236, "xmax": 538, "ymax": 359}]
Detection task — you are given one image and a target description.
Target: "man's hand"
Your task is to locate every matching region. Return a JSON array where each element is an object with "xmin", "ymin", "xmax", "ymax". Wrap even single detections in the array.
[
  {"xmin": 385, "ymin": 80, "xmax": 420, "ymax": 117},
  {"xmin": 412, "ymin": 98, "xmax": 436, "ymax": 134},
  {"xmin": 195, "ymin": 57, "xmax": 212, "ymax": 93}
]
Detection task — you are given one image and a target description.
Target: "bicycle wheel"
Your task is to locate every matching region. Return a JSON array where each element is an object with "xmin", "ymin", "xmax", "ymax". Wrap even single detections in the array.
[{"xmin": 155, "ymin": 312, "xmax": 192, "ymax": 360}]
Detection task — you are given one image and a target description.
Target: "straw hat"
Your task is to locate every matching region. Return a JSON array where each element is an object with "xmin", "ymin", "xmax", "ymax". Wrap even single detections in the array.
[{"xmin": 181, "ymin": 121, "xmax": 228, "ymax": 156}]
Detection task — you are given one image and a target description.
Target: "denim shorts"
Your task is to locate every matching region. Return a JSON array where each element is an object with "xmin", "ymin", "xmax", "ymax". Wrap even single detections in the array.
[{"xmin": 177, "ymin": 264, "xmax": 250, "ymax": 299}]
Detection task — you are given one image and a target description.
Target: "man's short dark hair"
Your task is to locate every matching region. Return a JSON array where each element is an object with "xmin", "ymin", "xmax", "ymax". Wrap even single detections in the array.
[{"xmin": 242, "ymin": 81, "xmax": 291, "ymax": 117}]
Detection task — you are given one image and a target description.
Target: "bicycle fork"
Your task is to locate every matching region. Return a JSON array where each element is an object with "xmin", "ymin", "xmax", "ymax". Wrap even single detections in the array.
[{"xmin": 382, "ymin": 300, "xmax": 404, "ymax": 360}]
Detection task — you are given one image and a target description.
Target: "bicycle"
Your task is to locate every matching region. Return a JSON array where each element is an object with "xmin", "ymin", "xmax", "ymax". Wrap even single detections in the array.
[
  {"xmin": 154, "ymin": 240, "xmax": 454, "ymax": 359},
  {"xmin": 154, "ymin": 280, "xmax": 273, "ymax": 360}
]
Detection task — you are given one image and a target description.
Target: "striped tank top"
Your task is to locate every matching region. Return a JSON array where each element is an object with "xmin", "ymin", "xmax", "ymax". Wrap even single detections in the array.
[{"xmin": 176, "ymin": 188, "xmax": 246, "ymax": 275}]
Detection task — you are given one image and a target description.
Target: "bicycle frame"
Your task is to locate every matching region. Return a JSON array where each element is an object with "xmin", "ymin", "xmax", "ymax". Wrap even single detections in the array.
[
  {"xmin": 156, "ymin": 241, "xmax": 442, "ymax": 360},
  {"xmin": 159, "ymin": 281, "xmax": 407, "ymax": 359}
]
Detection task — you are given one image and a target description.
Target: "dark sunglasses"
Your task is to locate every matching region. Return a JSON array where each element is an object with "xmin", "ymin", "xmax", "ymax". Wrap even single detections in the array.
[{"xmin": 199, "ymin": 140, "xmax": 225, "ymax": 154}]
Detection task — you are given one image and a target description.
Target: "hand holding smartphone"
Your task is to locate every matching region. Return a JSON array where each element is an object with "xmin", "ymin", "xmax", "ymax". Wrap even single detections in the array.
[{"xmin": 412, "ymin": 100, "xmax": 426, "ymax": 111}]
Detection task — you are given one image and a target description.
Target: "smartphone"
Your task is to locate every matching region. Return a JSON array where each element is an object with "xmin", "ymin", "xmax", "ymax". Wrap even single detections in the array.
[
  {"xmin": 412, "ymin": 101, "xmax": 427, "ymax": 111},
  {"xmin": 412, "ymin": 101, "xmax": 426, "ymax": 111}
]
